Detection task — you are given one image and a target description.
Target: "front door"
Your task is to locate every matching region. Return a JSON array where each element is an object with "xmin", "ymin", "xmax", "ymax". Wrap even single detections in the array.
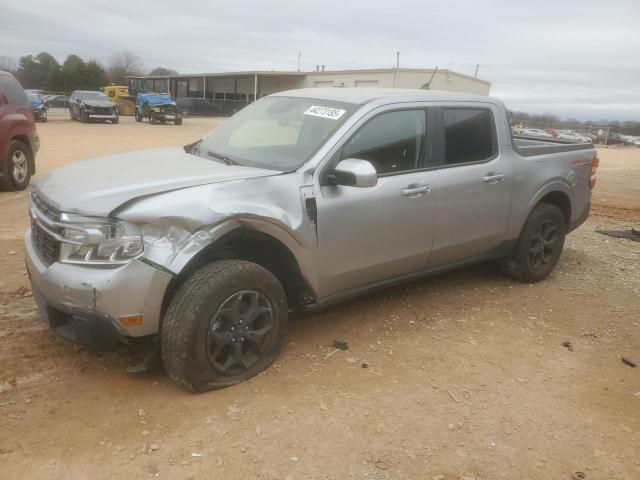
[{"xmin": 315, "ymin": 108, "xmax": 437, "ymax": 300}]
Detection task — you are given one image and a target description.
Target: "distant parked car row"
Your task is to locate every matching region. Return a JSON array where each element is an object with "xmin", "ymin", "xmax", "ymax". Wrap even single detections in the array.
[
  {"xmin": 603, "ymin": 133, "xmax": 640, "ymax": 146},
  {"xmin": 515, "ymin": 126, "xmax": 640, "ymax": 146},
  {"xmin": 517, "ymin": 127, "xmax": 594, "ymax": 143}
]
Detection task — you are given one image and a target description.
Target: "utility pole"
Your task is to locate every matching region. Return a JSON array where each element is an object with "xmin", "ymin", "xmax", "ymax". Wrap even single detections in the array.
[
  {"xmin": 474, "ymin": 64, "xmax": 479, "ymax": 78},
  {"xmin": 393, "ymin": 51, "xmax": 400, "ymax": 87},
  {"xmin": 297, "ymin": 51, "xmax": 301, "ymax": 72}
]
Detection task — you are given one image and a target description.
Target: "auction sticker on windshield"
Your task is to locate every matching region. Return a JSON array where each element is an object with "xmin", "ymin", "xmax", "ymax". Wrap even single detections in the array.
[{"xmin": 304, "ymin": 105, "xmax": 346, "ymax": 120}]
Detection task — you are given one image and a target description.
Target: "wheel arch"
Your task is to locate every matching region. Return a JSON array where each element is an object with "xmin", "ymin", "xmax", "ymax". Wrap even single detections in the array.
[
  {"xmin": 525, "ymin": 181, "xmax": 572, "ymax": 229},
  {"xmin": 160, "ymin": 227, "xmax": 314, "ymax": 321},
  {"xmin": 537, "ymin": 190, "xmax": 571, "ymax": 228}
]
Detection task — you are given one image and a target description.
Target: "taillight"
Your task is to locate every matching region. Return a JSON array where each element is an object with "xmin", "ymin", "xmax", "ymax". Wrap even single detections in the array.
[{"xmin": 589, "ymin": 155, "xmax": 599, "ymax": 190}]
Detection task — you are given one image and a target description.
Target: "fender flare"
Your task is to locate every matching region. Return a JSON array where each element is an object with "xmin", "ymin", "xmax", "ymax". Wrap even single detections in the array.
[
  {"xmin": 518, "ymin": 180, "xmax": 573, "ymax": 233},
  {"xmin": 163, "ymin": 215, "xmax": 317, "ymax": 288}
]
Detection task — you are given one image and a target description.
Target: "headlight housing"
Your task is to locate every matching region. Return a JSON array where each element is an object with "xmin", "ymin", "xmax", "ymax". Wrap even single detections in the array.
[{"xmin": 59, "ymin": 215, "xmax": 144, "ymax": 265}]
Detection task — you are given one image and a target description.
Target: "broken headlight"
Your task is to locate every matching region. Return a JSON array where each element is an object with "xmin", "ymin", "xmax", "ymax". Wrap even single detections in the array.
[{"xmin": 59, "ymin": 215, "xmax": 144, "ymax": 265}]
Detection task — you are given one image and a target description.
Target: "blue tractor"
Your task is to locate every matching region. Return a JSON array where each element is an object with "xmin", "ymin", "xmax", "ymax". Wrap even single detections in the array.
[{"xmin": 134, "ymin": 93, "xmax": 182, "ymax": 125}]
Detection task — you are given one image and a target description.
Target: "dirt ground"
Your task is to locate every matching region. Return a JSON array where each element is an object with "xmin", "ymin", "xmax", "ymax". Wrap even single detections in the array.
[{"xmin": 1, "ymin": 109, "xmax": 639, "ymax": 480}]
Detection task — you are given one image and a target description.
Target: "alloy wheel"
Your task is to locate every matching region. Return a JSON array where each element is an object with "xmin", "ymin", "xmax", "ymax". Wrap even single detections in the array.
[
  {"xmin": 206, "ymin": 290, "xmax": 274, "ymax": 376},
  {"xmin": 11, "ymin": 150, "xmax": 28, "ymax": 183},
  {"xmin": 528, "ymin": 219, "xmax": 558, "ymax": 270}
]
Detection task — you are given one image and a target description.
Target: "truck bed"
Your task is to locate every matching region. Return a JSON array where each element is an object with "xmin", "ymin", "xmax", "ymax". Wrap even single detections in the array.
[{"xmin": 513, "ymin": 135, "xmax": 595, "ymax": 157}]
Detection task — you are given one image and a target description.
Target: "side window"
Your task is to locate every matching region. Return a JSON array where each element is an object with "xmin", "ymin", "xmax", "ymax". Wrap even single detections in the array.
[
  {"xmin": 443, "ymin": 108, "xmax": 497, "ymax": 165},
  {"xmin": 107, "ymin": 90, "xmax": 115, "ymax": 97},
  {"xmin": 342, "ymin": 109, "xmax": 426, "ymax": 175},
  {"xmin": 0, "ymin": 76, "xmax": 27, "ymax": 107}
]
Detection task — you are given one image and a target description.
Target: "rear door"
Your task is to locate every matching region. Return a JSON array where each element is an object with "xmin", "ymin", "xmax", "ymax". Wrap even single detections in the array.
[
  {"xmin": 428, "ymin": 105, "xmax": 512, "ymax": 267},
  {"xmin": 314, "ymin": 106, "xmax": 438, "ymax": 299}
]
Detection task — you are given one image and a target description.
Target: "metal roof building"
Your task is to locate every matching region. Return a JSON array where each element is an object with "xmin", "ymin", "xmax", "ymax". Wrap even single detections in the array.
[{"xmin": 127, "ymin": 68, "xmax": 491, "ymax": 114}]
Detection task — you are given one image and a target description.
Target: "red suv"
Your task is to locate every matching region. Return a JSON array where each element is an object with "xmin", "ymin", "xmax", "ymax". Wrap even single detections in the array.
[{"xmin": 0, "ymin": 71, "xmax": 39, "ymax": 191}]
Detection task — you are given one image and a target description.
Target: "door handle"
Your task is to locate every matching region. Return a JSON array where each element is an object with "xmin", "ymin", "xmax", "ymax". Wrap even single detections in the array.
[
  {"xmin": 401, "ymin": 184, "xmax": 431, "ymax": 197},
  {"xmin": 483, "ymin": 173, "xmax": 505, "ymax": 183}
]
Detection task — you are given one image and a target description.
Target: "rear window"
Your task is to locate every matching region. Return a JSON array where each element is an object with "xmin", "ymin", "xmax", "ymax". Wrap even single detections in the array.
[
  {"xmin": 443, "ymin": 108, "xmax": 497, "ymax": 165},
  {"xmin": 0, "ymin": 75, "xmax": 28, "ymax": 107}
]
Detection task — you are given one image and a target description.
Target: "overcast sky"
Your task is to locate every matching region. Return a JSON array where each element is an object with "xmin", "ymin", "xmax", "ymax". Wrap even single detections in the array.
[{"xmin": 2, "ymin": 0, "xmax": 639, "ymax": 121}]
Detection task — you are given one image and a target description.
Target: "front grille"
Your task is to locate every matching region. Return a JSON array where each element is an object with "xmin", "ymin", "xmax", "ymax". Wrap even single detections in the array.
[
  {"xmin": 158, "ymin": 105, "xmax": 177, "ymax": 114},
  {"xmin": 93, "ymin": 107, "xmax": 113, "ymax": 115},
  {"xmin": 31, "ymin": 190, "xmax": 60, "ymax": 221},
  {"xmin": 30, "ymin": 190, "xmax": 61, "ymax": 265},
  {"xmin": 32, "ymin": 222, "xmax": 60, "ymax": 265}
]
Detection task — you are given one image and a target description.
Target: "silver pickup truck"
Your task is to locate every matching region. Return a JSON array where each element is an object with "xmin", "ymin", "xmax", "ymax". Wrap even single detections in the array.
[{"xmin": 25, "ymin": 89, "xmax": 598, "ymax": 392}]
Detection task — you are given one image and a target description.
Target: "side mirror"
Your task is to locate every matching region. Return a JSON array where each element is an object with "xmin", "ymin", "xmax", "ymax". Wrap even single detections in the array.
[{"xmin": 329, "ymin": 158, "xmax": 377, "ymax": 188}]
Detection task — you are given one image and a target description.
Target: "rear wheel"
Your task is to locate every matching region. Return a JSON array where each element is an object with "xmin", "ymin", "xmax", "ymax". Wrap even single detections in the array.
[
  {"xmin": 0, "ymin": 140, "xmax": 31, "ymax": 191},
  {"xmin": 161, "ymin": 260, "xmax": 288, "ymax": 392},
  {"xmin": 501, "ymin": 202, "xmax": 566, "ymax": 283}
]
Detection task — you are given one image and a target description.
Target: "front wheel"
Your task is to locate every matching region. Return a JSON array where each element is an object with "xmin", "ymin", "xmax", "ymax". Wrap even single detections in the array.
[
  {"xmin": 80, "ymin": 108, "xmax": 88, "ymax": 123},
  {"xmin": 161, "ymin": 260, "xmax": 288, "ymax": 392},
  {"xmin": 501, "ymin": 202, "xmax": 566, "ymax": 283},
  {"xmin": 0, "ymin": 140, "xmax": 31, "ymax": 191}
]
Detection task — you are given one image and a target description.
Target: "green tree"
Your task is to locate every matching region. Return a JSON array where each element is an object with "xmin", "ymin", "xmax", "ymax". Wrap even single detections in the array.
[
  {"xmin": 84, "ymin": 60, "xmax": 108, "ymax": 90},
  {"xmin": 16, "ymin": 52, "xmax": 60, "ymax": 89}
]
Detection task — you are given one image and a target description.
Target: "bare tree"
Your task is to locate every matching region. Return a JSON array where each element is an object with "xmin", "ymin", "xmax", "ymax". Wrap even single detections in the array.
[
  {"xmin": 107, "ymin": 50, "xmax": 144, "ymax": 85},
  {"xmin": 148, "ymin": 67, "xmax": 178, "ymax": 76},
  {"xmin": 0, "ymin": 56, "xmax": 18, "ymax": 74}
]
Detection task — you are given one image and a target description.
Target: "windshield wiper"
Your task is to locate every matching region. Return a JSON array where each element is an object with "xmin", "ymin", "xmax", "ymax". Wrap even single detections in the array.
[{"xmin": 206, "ymin": 150, "xmax": 240, "ymax": 166}]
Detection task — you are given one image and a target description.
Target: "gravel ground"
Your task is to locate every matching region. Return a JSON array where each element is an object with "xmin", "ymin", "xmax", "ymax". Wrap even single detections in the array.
[{"xmin": 0, "ymin": 110, "xmax": 639, "ymax": 480}]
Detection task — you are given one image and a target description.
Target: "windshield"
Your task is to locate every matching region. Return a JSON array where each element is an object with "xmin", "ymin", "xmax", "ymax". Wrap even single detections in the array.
[
  {"xmin": 27, "ymin": 93, "xmax": 41, "ymax": 101},
  {"xmin": 195, "ymin": 96, "xmax": 357, "ymax": 171},
  {"xmin": 80, "ymin": 92, "xmax": 107, "ymax": 101}
]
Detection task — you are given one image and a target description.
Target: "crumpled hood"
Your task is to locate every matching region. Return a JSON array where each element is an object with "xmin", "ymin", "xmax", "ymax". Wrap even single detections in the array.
[
  {"xmin": 82, "ymin": 100, "xmax": 115, "ymax": 108},
  {"xmin": 35, "ymin": 147, "xmax": 279, "ymax": 216}
]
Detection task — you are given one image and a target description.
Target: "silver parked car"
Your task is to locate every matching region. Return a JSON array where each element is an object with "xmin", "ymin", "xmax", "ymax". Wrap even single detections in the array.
[{"xmin": 25, "ymin": 89, "xmax": 598, "ymax": 392}]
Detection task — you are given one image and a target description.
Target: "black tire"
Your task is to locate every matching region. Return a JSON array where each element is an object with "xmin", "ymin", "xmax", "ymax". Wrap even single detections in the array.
[
  {"xmin": 135, "ymin": 109, "xmax": 142, "ymax": 122},
  {"xmin": 80, "ymin": 108, "xmax": 88, "ymax": 123},
  {"xmin": 150, "ymin": 114, "xmax": 157, "ymax": 125},
  {"xmin": 161, "ymin": 260, "xmax": 288, "ymax": 392},
  {"xmin": 501, "ymin": 202, "xmax": 566, "ymax": 283},
  {"xmin": 0, "ymin": 140, "xmax": 32, "ymax": 191},
  {"xmin": 41, "ymin": 111, "xmax": 47, "ymax": 122},
  {"xmin": 112, "ymin": 115, "xmax": 119, "ymax": 124}
]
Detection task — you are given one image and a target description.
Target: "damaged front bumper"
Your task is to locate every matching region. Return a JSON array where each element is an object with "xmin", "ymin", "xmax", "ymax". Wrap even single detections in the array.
[{"xmin": 24, "ymin": 228, "xmax": 173, "ymax": 351}]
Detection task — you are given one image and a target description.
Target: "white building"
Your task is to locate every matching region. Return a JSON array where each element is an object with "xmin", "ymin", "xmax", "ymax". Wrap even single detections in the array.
[{"xmin": 128, "ymin": 68, "xmax": 490, "ymax": 113}]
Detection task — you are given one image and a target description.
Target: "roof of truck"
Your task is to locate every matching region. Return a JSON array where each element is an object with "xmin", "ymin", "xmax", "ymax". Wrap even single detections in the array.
[{"xmin": 274, "ymin": 88, "xmax": 499, "ymax": 106}]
